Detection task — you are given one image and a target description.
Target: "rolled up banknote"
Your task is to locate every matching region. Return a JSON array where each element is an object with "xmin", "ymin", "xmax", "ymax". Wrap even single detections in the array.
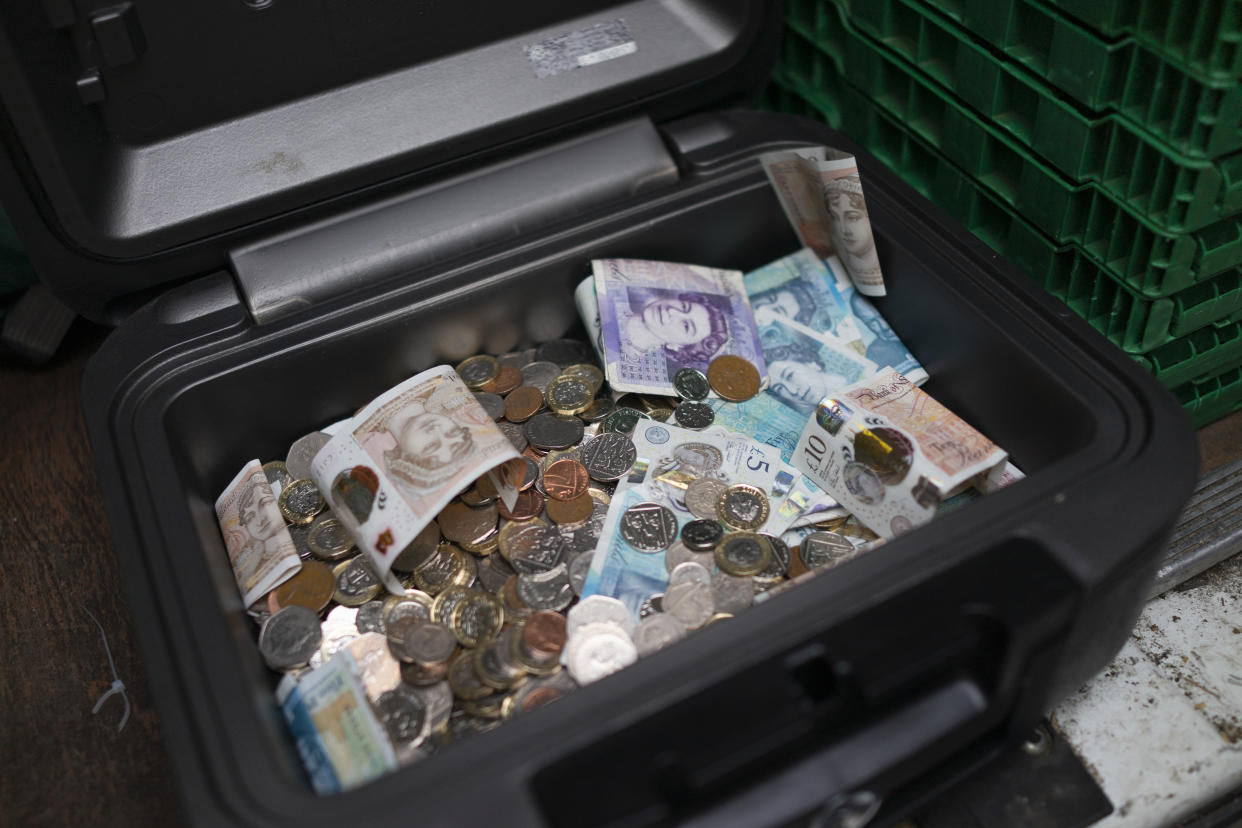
[
  {"xmin": 215, "ymin": 460, "xmax": 302, "ymax": 607},
  {"xmin": 311, "ymin": 365, "xmax": 520, "ymax": 593},
  {"xmin": 277, "ymin": 649, "xmax": 397, "ymax": 795},
  {"xmin": 745, "ymin": 248, "xmax": 926, "ymax": 383},
  {"xmin": 592, "ymin": 258, "xmax": 767, "ymax": 396},
  {"xmin": 763, "ymin": 150, "xmax": 886, "ymax": 296},
  {"xmin": 792, "ymin": 368, "xmax": 1007, "ymax": 538}
]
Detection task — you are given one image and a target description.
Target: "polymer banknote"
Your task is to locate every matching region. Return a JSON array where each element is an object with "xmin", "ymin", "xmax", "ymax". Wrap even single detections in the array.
[
  {"xmin": 792, "ymin": 368, "xmax": 1007, "ymax": 538},
  {"xmin": 310, "ymin": 366, "xmax": 520, "ymax": 593},
  {"xmin": 215, "ymin": 459, "xmax": 302, "ymax": 607},
  {"xmin": 762, "ymin": 150, "xmax": 886, "ymax": 296},
  {"xmin": 277, "ymin": 649, "xmax": 397, "ymax": 795},
  {"xmin": 591, "ymin": 258, "xmax": 767, "ymax": 396},
  {"xmin": 745, "ymin": 248, "xmax": 926, "ymax": 384}
]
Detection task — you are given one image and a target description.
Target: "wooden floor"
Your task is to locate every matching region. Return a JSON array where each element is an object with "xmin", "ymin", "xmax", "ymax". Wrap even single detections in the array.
[{"xmin": 1, "ymin": 321, "xmax": 1238, "ymax": 828}]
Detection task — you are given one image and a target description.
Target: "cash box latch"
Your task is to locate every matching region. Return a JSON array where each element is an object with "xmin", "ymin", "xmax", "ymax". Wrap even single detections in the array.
[{"xmin": 228, "ymin": 117, "xmax": 679, "ymax": 326}]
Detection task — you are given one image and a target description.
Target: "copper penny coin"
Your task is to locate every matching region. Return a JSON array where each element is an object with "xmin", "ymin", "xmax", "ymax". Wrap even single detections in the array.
[
  {"xmin": 437, "ymin": 501, "xmax": 499, "ymax": 545},
  {"xmin": 498, "ymin": 488, "xmax": 545, "ymax": 521},
  {"xmin": 522, "ymin": 685, "xmax": 565, "ymax": 711},
  {"xmin": 545, "ymin": 491, "xmax": 593, "ymax": 525},
  {"xmin": 522, "ymin": 610, "xmax": 568, "ymax": 660},
  {"xmin": 273, "ymin": 560, "xmax": 335, "ymax": 612},
  {"xmin": 706, "ymin": 355, "xmax": 761, "ymax": 402},
  {"xmin": 504, "ymin": 386, "xmax": 544, "ymax": 422},
  {"xmin": 481, "ymin": 363, "xmax": 522, "ymax": 395},
  {"xmin": 786, "ymin": 546, "xmax": 810, "ymax": 579},
  {"xmin": 542, "ymin": 458, "xmax": 590, "ymax": 502}
]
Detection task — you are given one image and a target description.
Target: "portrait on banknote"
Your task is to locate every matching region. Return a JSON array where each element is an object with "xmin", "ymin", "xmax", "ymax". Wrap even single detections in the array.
[
  {"xmin": 593, "ymin": 259, "xmax": 767, "ymax": 396},
  {"xmin": 823, "ymin": 172, "xmax": 881, "ymax": 288},
  {"xmin": 354, "ymin": 375, "xmax": 483, "ymax": 497},
  {"xmin": 757, "ymin": 313, "xmax": 875, "ymax": 416},
  {"xmin": 215, "ymin": 460, "xmax": 301, "ymax": 606}
]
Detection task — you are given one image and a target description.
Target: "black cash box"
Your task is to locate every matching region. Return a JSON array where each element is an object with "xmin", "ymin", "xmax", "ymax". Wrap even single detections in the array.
[{"xmin": 0, "ymin": 1, "xmax": 1197, "ymax": 825}]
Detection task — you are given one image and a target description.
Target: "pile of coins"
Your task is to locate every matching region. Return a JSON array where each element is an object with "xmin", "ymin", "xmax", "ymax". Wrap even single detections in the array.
[{"xmin": 244, "ymin": 340, "xmax": 876, "ymax": 768}]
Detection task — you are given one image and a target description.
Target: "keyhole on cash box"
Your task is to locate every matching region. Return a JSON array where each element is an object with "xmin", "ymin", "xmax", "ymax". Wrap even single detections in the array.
[{"xmin": 786, "ymin": 643, "xmax": 840, "ymax": 708}]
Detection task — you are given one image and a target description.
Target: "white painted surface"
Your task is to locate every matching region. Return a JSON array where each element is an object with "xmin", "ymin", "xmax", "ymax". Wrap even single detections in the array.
[{"xmin": 1053, "ymin": 560, "xmax": 1242, "ymax": 827}]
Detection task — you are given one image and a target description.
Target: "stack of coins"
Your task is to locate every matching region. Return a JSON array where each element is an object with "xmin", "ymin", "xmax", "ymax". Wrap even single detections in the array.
[{"xmin": 239, "ymin": 338, "xmax": 885, "ymax": 785}]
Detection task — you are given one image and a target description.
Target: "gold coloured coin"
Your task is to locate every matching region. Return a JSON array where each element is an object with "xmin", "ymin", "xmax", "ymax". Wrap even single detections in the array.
[
  {"xmin": 278, "ymin": 479, "xmax": 325, "ymax": 525},
  {"xmin": 544, "ymin": 375, "xmax": 594, "ymax": 416},
  {"xmin": 450, "ymin": 591, "xmax": 505, "ymax": 648},
  {"xmin": 561, "ymin": 363, "xmax": 603, "ymax": 394},
  {"xmin": 306, "ymin": 516, "xmax": 356, "ymax": 561},
  {"xmin": 456, "ymin": 355, "xmax": 501, "ymax": 390},
  {"xmin": 332, "ymin": 558, "xmax": 381, "ymax": 606},
  {"xmin": 713, "ymin": 532, "xmax": 772, "ymax": 577},
  {"xmin": 706, "ymin": 355, "xmax": 761, "ymax": 402},
  {"xmin": 715, "ymin": 483, "xmax": 770, "ymax": 531}
]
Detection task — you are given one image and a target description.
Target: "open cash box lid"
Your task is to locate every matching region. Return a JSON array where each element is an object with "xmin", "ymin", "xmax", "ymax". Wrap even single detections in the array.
[{"xmin": 0, "ymin": 0, "xmax": 780, "ymax": 320}]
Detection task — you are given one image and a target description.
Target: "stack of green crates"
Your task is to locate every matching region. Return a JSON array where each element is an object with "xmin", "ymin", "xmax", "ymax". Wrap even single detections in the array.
[{"xmin": 764, "ymin": 0, "xmax": 1242, "ymax": 427}]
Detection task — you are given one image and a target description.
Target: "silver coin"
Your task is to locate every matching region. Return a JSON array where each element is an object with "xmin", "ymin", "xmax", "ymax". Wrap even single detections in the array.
[
  {"xmin": 497, "ymin": 421, "xmax": 528, "ymax": 453},
  {"xmin": 516, "ymin": 563, "xmax": 574, "ymax": 612},
  {"xmin": 385, "ymin": 597, "xmax": 432, "ymax": 629},
  {"xmin": 534, "ymin": 339, "xmax": 592, "ymax": 367},
  {"xmin": 286, "ymin": 523, "xmax": 314, "ymax": 560},
  {"xmin": 395, "ymin": 621, "xmax": 456, "ymax": 666},
  {"xmin": 375, "ymin": 685, "xmax": 430, "ymax": 752},
  {"xmin": 453, "ymin": 593, "xmax": 504, "ymax": 646},
  {"xmin": 263, "ymin": 460, "xmax": 293, "ymax": 496},
  {"xmin": 673, "ymin": 368, "xmax": 711, "ymax": 401},
  {"xmin": 578, "ymin": 396, "xmax": 616, "ymax": 424},
  {"xmin": 476, "ymin": 553, "xmax": 516, "ymax": 593},
  {"xmin": 473, "ymin": 392, "xmax": 506, "ymax": 421},
  {"xmin": 602, "ymin": 406, "xmax": 649, "ymax": 435},
  {"xmin": 663, "ymin": 580, "xmax": 715, "ymax": 630},
  {"xmin": 524, "ymin": 412, "xmax": 584, "ymax": 451},
  {"xmin": 258, "ymin": 606, "xmax": 323, "ymax": 671},
  {"xmin": 568, "ymin": 551, "xmax": 593, "ymax": 597},
  {"xmin": 685, "ymin": 478, "xmax": 729, "ymax": 520},
  {"xmin": 520, "ymin": 361, "xmax": 562, "ymax": 393},
  {"xmin": 356, "ymin": 600, "xmax": 386, "ymax": 634},
  {"xmin": 753, "ymin": 533, "xmax": 791, "ymax": 589},
  {"xmin": 565, "ymin": 623, "xmax": 637, "ymax": 685},
  {"xmin": 664, "ymin": 539, "xmax": 716, "ymax": 574},
  {"xmin": 498, "ymin": 350, "xmax": 535, "ymax": 368},
  {"xmin": 673, "ymin": 400, "xmax": 715, "ymax": 430},
  {"xmin": 391, "ymin": 522, "xmax": 441, "ymax": 573},
  {"xmin": 503, "ymin": 522, "xmax": 567, "ymax": 575},
  {"xmin": 680, "ymin": 518, "xmax": 724, "ymax": 551},
  {"xmin": 412, "ymin": 680, "xmax": 454, "ymax": 734},
  {"xmin": 336, "ymin": 557, "xmax": 380, "ymax": 600},
  {"xmin": 711, "ymin": 572, "xmax": 755, "ymax": 614},
  {"xmin": 669, "ymin": 561, "xmax": 712, "ymax": 589},
  {"xmin": 474, "ymin": 629, "xmax": 527, "ymax": 689},
  {"xmin": 580, "ymin": 432, "xmax": 638, "ymax": 482},
  {"xmin": 450, "ymin": 711, "xmax": 502, "ymax": 740},
  {"xmin": 619, "ymin": 502, "xmax": 678, "ymax": 553},
  {"xmin": 801, "ymin": 531, "xmax": 859, "ymax": 571},
  {"xmin": 286, "ymin": 431, "xmax": 332, "ymax": 481},
  {"xmin": 558, "ymin": 501, "xmax": 610, "ymax": 557},
  {"xmin": 633, "ymin": 613, "xmax": 688, "ymax": 657},
  {"xmin": 567, "ymin": 595, "xmax": 635, "ymax": 637}
]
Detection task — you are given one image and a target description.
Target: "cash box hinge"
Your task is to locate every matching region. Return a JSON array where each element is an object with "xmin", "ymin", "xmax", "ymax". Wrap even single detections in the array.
[{"xmin": 228, "ymin": 116, "xmax": 679, "ymax": 325}]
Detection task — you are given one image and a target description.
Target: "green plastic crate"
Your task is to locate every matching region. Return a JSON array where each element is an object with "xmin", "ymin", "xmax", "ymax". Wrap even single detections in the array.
[
  {"xmin": 1174, "ymin": 364, "xmax": 1242, "ymax": 427},
  {"xmin": 1134, "ymin": 316, "xmax": 1242, "ymax": 389},
  {"xmin": 1044, "ymin": 0, "xmax": 1242, "ymax": 82},
  {"xmin": 907, "ymin": 0, "xmax": 1242, "ymax": 158},
  {"xmin": 778, "ymin": 19, "xmax": 1242, "ymax": 299},
  {"xmin": 786, "ymin": 0, "xmax": 1242, "ymax": 233},
  {"xmin": 766, "ymin": 70, "xmax": 1242, "ymax": 354}
]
